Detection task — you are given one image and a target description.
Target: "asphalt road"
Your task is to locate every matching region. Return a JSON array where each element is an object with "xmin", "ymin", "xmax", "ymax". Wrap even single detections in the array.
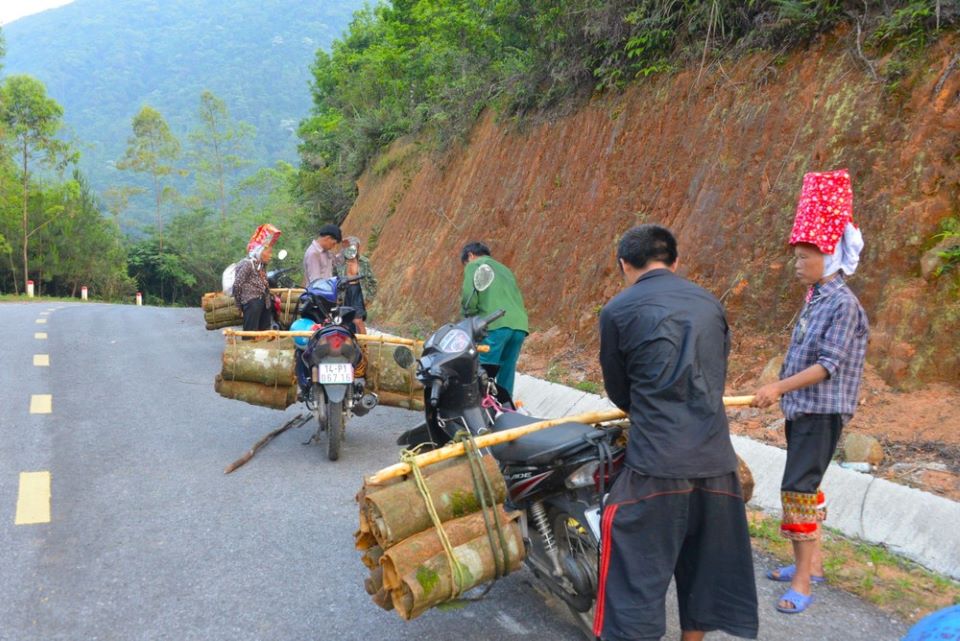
[{"xmin": 0, "ymin": 302, "xmax": 910, "ymax": 641}]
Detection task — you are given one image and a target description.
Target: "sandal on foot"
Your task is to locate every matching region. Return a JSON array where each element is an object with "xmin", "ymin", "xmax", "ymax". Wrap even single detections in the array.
[
  {"xmin": 776, "ymin": 588, "xmax": 815, "ymax": 614},
  {"xmin": 766, "ymin": 564, "xmax": 826, "ymax": 584}
]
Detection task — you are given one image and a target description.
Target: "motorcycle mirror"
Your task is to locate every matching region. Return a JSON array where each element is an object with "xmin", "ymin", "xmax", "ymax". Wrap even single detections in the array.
[
  {"xmin": 393, "ymin": 346, "xmax": 415, "ymax": 370},
  {"xmin": 473, "ymin": 263, "xmax": 495, "ymax": 292},
  {"xmin": 276, "ymin": 249, "xmax": 288, "ymax": 261}
]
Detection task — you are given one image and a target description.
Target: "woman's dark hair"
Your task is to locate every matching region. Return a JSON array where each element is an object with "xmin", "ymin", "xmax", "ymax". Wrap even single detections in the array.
[
  {"xmin": 460, "ymin": 241, "xmax": 491, "ymax": 264},
  {"xmin": 617, "ymin": 224, "xmax": 677, "ymax": 270}
]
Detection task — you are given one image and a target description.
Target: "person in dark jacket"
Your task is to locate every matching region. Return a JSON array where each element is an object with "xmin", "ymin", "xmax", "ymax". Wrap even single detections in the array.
[{"xmin": 594, "ymin": 224, "xmax": 758, "ymax": 641}]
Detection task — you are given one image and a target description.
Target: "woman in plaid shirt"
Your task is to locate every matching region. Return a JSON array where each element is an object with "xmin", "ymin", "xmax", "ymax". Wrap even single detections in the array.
[{"xmin": 753, "ymin": 170, "xmax": 869, "ymax": 614}]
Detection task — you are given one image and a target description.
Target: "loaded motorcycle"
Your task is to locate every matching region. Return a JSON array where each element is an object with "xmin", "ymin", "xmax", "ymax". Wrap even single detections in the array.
[
  {"xmin": 391, "ymin": 267, "xmax": 624, "ymax": 637},
  {"xmin": 291, "ymin": 275, "xmax": 378, "ymax": 461}
]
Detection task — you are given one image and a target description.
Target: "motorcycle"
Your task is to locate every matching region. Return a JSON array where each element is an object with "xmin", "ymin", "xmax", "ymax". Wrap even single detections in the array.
[
  {"xmin": 391, "ymin": 266, "xmax": 624, "ymax": 637},
  {"xmin": 293, "ymin": 274, "xmax": 378, "ymax": 461}
]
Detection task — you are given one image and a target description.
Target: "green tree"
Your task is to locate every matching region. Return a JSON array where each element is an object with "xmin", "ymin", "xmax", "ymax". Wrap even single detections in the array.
[
  {"xmin": 117, "ymin": 105, "xmax": 183, "ymax": 251},
  {"xmin": 188, "ymin": 90, "xmax": 255, "ymax": 224},
  {"xmin": 0, "ymin": 75, "xmax": 75, "ymax": 292},
  {"xmin": 102, "ymin": 185, "xmax": 146, "ymax": 230},
  {"xmin": 42, "ymin": 172, "xmax": 133, "ymax": 299}
]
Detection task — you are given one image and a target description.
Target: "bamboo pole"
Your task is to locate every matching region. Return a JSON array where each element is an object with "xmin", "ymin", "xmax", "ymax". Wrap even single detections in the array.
[
  {"xmin": 366, "ymin": 396, "xmax": 756, "ymax": 485},
  {"xmin": 223, "ymin": 328, "xmax": 424, "ymax": 348}
]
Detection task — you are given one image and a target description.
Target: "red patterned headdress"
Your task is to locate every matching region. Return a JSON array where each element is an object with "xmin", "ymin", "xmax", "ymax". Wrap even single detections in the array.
[
  {"xmin": 246, "ymin": 224, "xmax": 282, "ymax": 254},
  {"xmin": 789, "ymin": 169, "xmax": 853, "ymax": 255}
]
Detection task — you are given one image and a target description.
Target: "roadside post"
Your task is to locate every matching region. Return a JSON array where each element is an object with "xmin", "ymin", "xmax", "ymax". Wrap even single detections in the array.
[
  {"xmin": 81, "ymin": 286, "xmax": 88, "ymax": 301},
  {"xmin": 26, "ymin": 280, "xmax": 34, "ymax": 298},
  {"xmin": 136, "ymin": 292, "xmax": 143, "ymax": 306}
]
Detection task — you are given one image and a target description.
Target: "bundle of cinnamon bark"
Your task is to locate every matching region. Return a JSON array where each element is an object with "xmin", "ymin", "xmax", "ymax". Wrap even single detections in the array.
[
  {"xmin": 200, "ymin": 288, "xmax": 304, "ymax": 330},
  {"xmin": 355, "ymin": 456, "xmax": 525, "ymax": 620}
]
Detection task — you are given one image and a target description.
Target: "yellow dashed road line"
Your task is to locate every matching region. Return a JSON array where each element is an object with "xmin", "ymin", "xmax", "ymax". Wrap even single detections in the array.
[
  {"xmin": 30, "ymin": 395, "xmax": 52, "ymax": 414},
  {"xmin": 34, "ymin": 332, "xmax": 47, "ymax": 339},
  {"xmin": 39, "ymin": 312, "xmax": 50, "ymax": 316},
  {"xmin": 35, "ymin": 319, "xmax": 47, "ymax": 324},
  {"xmin": 15, "ymin": 472, "xmax": 51, "ymax": 525},
  {"xmin": 34, "ymin": 355, "xmax": 50, "ymax": 367}
]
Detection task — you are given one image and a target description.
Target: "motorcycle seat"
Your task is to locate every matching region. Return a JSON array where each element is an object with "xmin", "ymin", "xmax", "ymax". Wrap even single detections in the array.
[{"xmin": 489, "ymin": 412, "xmax": 596, "ymax": 465}]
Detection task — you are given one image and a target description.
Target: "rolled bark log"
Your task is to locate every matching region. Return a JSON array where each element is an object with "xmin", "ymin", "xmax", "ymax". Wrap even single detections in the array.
[
  {"xmin": 364, "ymin": 455, "xmax": 506, "ymax": 549},
  {"xmin": 270, "ymin": 288, "xmax": 304, "ymax": 305},
  {"xmin": 213, "ymin": 374, "xmax": 296, "ymax": 410},
  {"xmin": 371, "ymin": 587, "xmax": 394, "ymax": 611},
  {"xmin": 202, "ymin": 292, "xmax": 236, "ymax": 312},
  {"xmin": 363, "ymin": 343, "xmax": 423, "ymax": 396},
  {"xmin": 375, "ymin": 391, "xmax": 425, "ymax": 412},
  {"xmin": 206, "ymin": 319, "xmax": 242, "ymax": 331},
  {"xmin": 361, "ymin": 545, "xmax": 384, "ymax": 571},
  {"xmin": 221, "ymin": 338, "xmax": 296, "ymax": 386},
  {"xmin": 204, "ymin": 306, "xmax": 243, "ymax": 324},
  {"xmin": 381, "ymin": 506, "xmax": 517, "ymax": 590},
  {"xmin": 383, "ymin": 507, "xmax": 525, "ymax": 620},
  {"xmin": 365, "ymin": 567, "xmax": 385, "ymax": 595}
]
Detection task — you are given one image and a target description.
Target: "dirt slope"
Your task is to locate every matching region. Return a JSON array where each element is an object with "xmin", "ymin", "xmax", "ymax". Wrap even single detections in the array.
[{"xmin": 345, "ymin": 31, "xmax": 960, "ymax": 390}]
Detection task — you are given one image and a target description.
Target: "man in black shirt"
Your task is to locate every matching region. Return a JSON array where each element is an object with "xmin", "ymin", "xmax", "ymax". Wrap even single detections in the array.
[{"xmin": 594, "ymin": 225, "xmax": 758, "ymax": 641}]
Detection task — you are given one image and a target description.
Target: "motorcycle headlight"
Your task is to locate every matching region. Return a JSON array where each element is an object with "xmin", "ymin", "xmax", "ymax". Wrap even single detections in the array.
[
  {"xmin": 565, "ymin": 461, "xmax": 600, "ymax": 489},
  {"xmin": 437, "ymin": 328, "xmax": 471, "ymax": 354}
]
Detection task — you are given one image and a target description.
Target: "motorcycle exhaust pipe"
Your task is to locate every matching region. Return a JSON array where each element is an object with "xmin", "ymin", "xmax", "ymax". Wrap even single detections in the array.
[{"xmin": 353, "ymin": 392, "xmax": 379, "ymax": 416}]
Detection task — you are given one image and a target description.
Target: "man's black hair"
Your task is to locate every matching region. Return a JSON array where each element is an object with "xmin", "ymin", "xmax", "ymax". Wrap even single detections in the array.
[
  {"xmin": 460, "ymin": 241, "xmax": 491, "ymax": 264},
  {"xmin": 617, "ymin": 224, "xmax": 678, "ymax": 270},
  {"xmin": 317, "ymin": 223, "xmax": 342, "ymax": 242}
]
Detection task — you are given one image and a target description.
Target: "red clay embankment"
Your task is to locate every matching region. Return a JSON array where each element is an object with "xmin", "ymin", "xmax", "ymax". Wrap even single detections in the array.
[{"xmin": 345, "ymin": 32, "xmax": 960, "ymax": 387}]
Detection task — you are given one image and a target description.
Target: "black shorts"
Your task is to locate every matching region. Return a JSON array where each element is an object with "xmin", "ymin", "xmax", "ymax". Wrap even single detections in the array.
[
  {"xmin": 594, "ymin": 468, "xmax": 758, "ymax": 641},
  {"xmin": 781, "ymin": 413, "xmax": 844, "ymax": 494}
]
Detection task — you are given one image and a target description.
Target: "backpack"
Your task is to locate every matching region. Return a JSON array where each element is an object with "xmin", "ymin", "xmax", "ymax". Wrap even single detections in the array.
[{"xmin": 222, "ymin": 260, "xmax": 243, "ymax": 296}]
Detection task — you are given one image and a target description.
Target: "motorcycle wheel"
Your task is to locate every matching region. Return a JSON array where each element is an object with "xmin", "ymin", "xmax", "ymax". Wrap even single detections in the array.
[
  {"xmin": 551, "ymin": 509, "xmax": 599, "ymax": 639},
  {"xmin": 325, "ymin": 399, "xmax": 345, "ymax": 461}
]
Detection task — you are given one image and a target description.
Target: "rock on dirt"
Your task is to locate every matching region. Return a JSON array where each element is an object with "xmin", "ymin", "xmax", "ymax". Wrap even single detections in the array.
[{"xmin": 843, "ymin": 433, "xmax": 885, "ymax": 465}]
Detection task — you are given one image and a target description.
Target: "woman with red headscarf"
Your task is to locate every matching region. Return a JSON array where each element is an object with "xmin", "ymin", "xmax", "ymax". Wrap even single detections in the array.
[{"xmin": 752, "ymin": 169, "xmax": 869, "ymax": 614}]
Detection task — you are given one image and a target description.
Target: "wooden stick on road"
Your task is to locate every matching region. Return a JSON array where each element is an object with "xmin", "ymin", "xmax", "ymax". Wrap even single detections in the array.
[
  {"xmin": 366, "ymin": 395, "xmax": 756, "ymax": 485},
  {"xmin": 224, "ymin": 413, "xmax": 312, "ymax": 474}
]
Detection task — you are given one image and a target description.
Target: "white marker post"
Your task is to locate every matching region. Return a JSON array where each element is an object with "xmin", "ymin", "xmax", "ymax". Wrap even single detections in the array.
[
  {"xmin": 136, "ymin": 292, "xmax": 143, "ymax": 306},
  {"xmin": 80, "ymin": 286, "xmax": 88, "ymax": 301},
  {"xmin": 26, "ymin": 280, "xmax": 35, "ymax": 298}
]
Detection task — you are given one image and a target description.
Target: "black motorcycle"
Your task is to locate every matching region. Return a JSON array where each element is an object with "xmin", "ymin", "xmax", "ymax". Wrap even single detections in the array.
[
  {"xmin": 392, "ymin": 310, "xmax": 624, "ymax": 637},
  {"xmin": 293, "ymin": 275, "xmax": 378, "ymax": 461}
]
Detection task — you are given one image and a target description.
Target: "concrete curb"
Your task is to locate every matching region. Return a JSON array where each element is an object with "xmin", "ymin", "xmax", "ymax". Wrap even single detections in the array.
[{"xmin": 512, "ymin": 374, "xmax": 960, "ymax": 580}]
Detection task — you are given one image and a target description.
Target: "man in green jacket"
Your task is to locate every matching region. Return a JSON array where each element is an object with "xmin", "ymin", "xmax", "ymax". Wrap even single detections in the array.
[{"xmin": 460, "ymin": 242, "xmax": 529, "ymax": 396}]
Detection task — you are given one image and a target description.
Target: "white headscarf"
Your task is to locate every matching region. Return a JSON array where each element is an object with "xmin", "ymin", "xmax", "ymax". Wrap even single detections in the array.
[{"xmin": 823, "ymin": 222, "xmax": 864, "ymax": 278}]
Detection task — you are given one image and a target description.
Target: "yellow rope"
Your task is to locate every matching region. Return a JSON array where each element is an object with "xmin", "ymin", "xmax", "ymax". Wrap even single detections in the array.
[{"xmin": 400, "ymin": 449, "xmax": 468, "ymax": 599}]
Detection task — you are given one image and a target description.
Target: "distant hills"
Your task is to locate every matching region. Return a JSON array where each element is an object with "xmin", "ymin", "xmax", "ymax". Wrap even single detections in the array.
[{"xmin": 3, "ymin": 0, "xmax": 363, "ymax": 222}]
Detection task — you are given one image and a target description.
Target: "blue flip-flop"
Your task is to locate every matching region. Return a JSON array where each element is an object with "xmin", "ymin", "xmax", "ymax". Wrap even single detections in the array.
[
  {"xmin": 766, "ymin": 564, "xmax": 826, "ymax": 584},
  {"xmin": 776, "ymin": 588, "xmax": 815, "ymax": 614}
]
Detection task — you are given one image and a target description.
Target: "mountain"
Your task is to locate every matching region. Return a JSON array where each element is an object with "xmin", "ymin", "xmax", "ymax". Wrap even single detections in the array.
[{"xmin": 2, "ymin": 0, "xmax": 363, "ymax": 220}]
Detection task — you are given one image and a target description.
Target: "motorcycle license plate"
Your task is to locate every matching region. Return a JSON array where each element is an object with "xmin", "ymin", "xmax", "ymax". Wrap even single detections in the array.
[
  {"xmin": 316, "ymin": 363, "xmax": 353, "ymax": 384},
  {"xmin": 584, "ymin": 506, "xmax": 602, "ymax": 541}
]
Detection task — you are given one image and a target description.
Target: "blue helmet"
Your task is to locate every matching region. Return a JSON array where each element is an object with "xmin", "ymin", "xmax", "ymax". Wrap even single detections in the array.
[
  {"xmin": 290, "ymin": 317, "xmax": 318, "ymax": 348},
  {"xmin": 903, "ymin": 606, "xmax": 960, "ymax": 641}
]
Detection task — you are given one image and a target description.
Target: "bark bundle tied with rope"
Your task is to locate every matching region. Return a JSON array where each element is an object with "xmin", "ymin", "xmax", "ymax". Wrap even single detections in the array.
[
  {"xmin": 213, "ymin": 336, "xmax": 298, "ymax": 410},
  {"xmin": 356, "ymin": 446, "xmax": 524, "ymax": 620},
  {"xmin": 200, "ymin": 288, "xmax": 304, "ymax": 330},
  {"xmin": 213, "ymin": 331, "xmax": 428, "ymax": 412}
]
